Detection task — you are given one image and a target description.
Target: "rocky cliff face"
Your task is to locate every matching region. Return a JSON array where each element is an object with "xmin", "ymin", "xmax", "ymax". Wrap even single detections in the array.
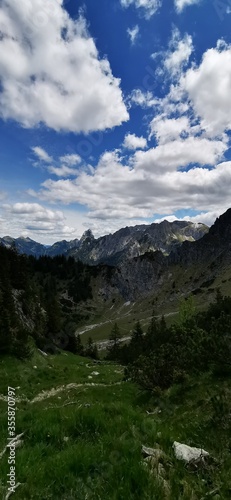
[
  {"xmin": 93, "ymin": 209, "xmax": 231, "ymax": 302},
  {"xmin": 67, "ymin": 220, "xmax": 208, "ymax": 265},
  {"xmin": 169, "ymin": 209, "xmax": 231, "ymax": 266}
]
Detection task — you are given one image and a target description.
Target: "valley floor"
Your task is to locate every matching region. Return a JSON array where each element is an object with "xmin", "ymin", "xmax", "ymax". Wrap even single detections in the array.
[{"xmin": 0, "ymin": 351, "xmax": 231, "ymax": 499}]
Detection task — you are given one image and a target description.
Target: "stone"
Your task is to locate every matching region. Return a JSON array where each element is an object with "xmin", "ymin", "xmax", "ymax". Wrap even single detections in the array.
[{"xmin": 173, "ymin": 441, "xmax": 209, "ymax": 462}]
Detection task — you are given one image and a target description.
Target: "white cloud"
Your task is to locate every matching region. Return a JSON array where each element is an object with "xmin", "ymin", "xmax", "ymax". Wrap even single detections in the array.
[
  {"xmin": 183, "ymin": 41, "xmax": 231, "ymax": 137},
  {"xmin": 120, "ymin": 0, "xmax": 161, "ymax": 18},
  {"xmin": 0, "ymin": 0, "xmax": 128, "ymax": 133},
  {"xmin": 127, "ymin": 25, "xmax": 139, "ymax": 45},
  {"xmin": 129, "ymin": 89, "xmax": 157, "ymax": 108},
  {"xmin": 59, "ymin": 154, "xmax": 81, "ymax": 166},
  {"xmin": 28, "ymin": 144, "xmax": 231, "ymax": 226},
  {"xmin": 48, "ymin": 165, "xmax": 80, "ymax": 177},
  {"xmin": 123, "ymin": 133, "xmax": 147, "ymax": 150},
  {"xmin": 32, "ymin": 146, "xmax": 82, "ymax": 178},
  {"xmin": 133, "ymin": 136, "xmax": 226, "ymax": 172},
  {"xmin": 175, "ymin": 0, "xmax": 201, "ymax": 13},
  {"xmin": 32, "ymin": 146, "xmax": 53, "ymax": 163},
  {"xmin": 4, "ymin": 202, "xmax": 64, "ymax": 221},
  {"xmin": 164, "ymin": 29, "xmax": 193, "ymax": 76},
  {"xmin": 2, "ymin": 202, "xmax": 76, "ymax": 239},
  {"xmin": 150, "ymin": 116, "xmax": 190, "ymax": 143},
  {"xmin": 154, "ymin": 210, "xmax": 223, "ymax": 227}
]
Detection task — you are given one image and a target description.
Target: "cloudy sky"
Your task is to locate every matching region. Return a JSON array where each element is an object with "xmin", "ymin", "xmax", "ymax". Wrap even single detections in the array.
[{"xmin": 0, "ymin": 0, "xmax": 231, "ymax": 243}]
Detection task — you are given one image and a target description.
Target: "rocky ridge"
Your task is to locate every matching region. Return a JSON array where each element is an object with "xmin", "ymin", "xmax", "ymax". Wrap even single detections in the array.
[{"xmin": 0, "ymin": 220, "xmax": 208, "ymax": 263}]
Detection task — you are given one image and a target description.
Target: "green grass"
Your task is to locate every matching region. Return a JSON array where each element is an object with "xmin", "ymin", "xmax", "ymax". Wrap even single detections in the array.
[{"xmin": 0, "ymin": 351, "xmax": 231, "ymax": 498}]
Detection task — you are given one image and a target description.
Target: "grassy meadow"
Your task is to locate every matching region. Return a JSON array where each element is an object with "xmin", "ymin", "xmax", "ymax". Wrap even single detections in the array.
[{"xmin": 0, "ymin": 350, "xmax": 231, "ymax": 499}]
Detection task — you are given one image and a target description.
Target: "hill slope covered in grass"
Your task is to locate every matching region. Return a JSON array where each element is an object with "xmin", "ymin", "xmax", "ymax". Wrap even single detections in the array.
[{"xmin": 0, "ymin": 351, "xmax": 231, "ymax": 499}]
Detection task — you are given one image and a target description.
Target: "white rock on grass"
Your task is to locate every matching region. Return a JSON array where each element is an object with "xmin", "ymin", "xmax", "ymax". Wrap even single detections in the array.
[
  {"xmin": 173, "ymin": 442, "xmax": 209, "ymax": 462},
  {"xmin": 91, "ymin": 372, "xmax": 99, "ymax": 376}
]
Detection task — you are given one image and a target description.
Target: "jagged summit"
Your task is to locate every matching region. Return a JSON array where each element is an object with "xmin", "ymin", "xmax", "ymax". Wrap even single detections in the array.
[
  {"xmin": 80, "ymin": 229, "xmax": 95, "ymax": 243},
  {"xmin": 210, "ymin": 208, "xmax": 231, "ymax": 236}
]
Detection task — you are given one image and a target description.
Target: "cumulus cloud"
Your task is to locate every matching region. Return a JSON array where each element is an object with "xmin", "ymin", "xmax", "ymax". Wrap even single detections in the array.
[
  {"xmin": 164, "ymin": 29, "xmax": 193, "ymax": 76},
  {"xmin": 133, "ymin": 136, "xmax": 226, "ymax": 171},
  {"xmin": 4, "ymin": 202, "xmax": 64, "ymax": 221},
  {"xmin": 0, "ymin": 0, "xmax": 128, "ymax": 133},
  {"xmin": 183, "ymin": 41, "xmax": 231, "ymax": 137},
  {"xmin": 129, "ymin": 89, "xmax": 157, "ymax": 108},
  {"xmin": 175, "ymin": 0, "xmax": 201, "ymax": 13},
  {"xmin": 120, "ymin": 0, "xmax": 161, "ymax": 18},
  {"xmin": 2, "ymin": 202, "xmax": 75, "ymax": 238},
  {"xmin": 123, "ymin": 133, "xmax": 147, "ymax": 150},
  {"xmin": 28, "ymin": 144, "xmax": 231, "ymax": 225},
  {"xmin": 127, "ymin": 25, "xmax": 139, "ymax": 45},
  {"xmin": 150, "ymin": 116, "xmax": 190, "ymax": 143}
]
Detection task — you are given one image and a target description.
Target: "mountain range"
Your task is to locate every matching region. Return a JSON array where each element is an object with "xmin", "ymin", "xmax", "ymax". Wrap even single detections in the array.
[
  {"xmin": 0, "ymin": 219, "xmax": 208, "ymax": 265},
  {"xmin": 1, "ymin": 209, "xmax": 231, "ymax": 343}
]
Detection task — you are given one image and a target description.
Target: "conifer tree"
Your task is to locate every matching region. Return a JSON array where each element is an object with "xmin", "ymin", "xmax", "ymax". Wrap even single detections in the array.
[
  {"xmin": 129, "ymin": 321, "xmax": 144, "ymax": 360},
  {"xmin": 85, "ymin": 337, "xmax": 98, "ymax": 359},
  {"xmin": 107, "ymin": 322, "xmax": 121, "ymax": 360},
  {"xmin": 145, "ymin": 312, "xmax": 159, "ymax": 351}
]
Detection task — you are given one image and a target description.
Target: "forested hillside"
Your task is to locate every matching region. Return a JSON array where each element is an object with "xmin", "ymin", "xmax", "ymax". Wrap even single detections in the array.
[{"xmin": 0, "ymin": 245, "xmax": 97, "ymax": 358}]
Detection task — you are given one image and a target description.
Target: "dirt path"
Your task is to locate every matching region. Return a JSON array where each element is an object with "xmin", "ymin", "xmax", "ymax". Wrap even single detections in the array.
[
  {"xmin": 30, "ymin": 381, "xmax": 125, "ymax": 403},
  {"xmin": 0, "ymin": 381, "xmax": 125, "ymax": 405}
]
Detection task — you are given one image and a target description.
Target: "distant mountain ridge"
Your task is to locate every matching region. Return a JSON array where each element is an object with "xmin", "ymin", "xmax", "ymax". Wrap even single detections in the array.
[
  {"xmin": 0, "ymin": 220, "xmax": 208, "ymax": 263},
  {"xmin": 93, "ymin": 208, "xmax": 231, "ymax": 302}
]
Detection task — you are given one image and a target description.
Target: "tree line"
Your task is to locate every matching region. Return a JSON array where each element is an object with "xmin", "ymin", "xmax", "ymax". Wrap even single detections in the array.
[{"xmin": 106, "ymin": 292, "xmax": 231, "ymax": 392}]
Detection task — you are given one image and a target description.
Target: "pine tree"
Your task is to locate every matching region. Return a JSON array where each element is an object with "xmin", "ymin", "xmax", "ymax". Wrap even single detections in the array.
[
  {"xmin": 107, "ymin": 323, "xmax": 121, "ymax": 360},
  {"xmin": 91, "ymin": 343, "xmax": 99, "ymax": 360},
  {"xmin": 84, "ymin": 337, "xmax": 95, "ymax": 358},
  {"xmin": 131, "ymin": 321, "xmax": 143, "ymax": 343},
  {"xmin": 46, "ymin": 295, "xmax": 62, "ymax": 335},
  {"xmin": 75, "ymin": 334, "xmax": 84, "ymax": 356},
  {"xmin": 129, "ymin": 321, "xmax": 144, "ymax": 360},
  {"xmin": 11, "ymin": 327, "xmax": 32, "ymax": 360},
  {"xmin": 145, "ymin": 312, "xmax": 159, "ymax": 351}
]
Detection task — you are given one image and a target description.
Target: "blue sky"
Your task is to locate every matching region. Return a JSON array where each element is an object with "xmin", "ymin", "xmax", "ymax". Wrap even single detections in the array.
[{"xmin": 0, "ymin": 0, "xmax": 231, "ymax": 243}]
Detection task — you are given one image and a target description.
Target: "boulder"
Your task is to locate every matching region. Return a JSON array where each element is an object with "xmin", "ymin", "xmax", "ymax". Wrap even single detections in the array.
[{"xmin": 173, "ymin": 441, "xmax": 209, "ymax": 462}]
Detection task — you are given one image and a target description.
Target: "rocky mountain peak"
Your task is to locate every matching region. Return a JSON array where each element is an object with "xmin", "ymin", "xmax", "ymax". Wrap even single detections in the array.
[
  {"xmin": 80, "ymin": 229, "xmax": 95, "ymax": 243},
  {"xmin": 211, "ymin": 208, "xmax": 231, "ymax": 234}
]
